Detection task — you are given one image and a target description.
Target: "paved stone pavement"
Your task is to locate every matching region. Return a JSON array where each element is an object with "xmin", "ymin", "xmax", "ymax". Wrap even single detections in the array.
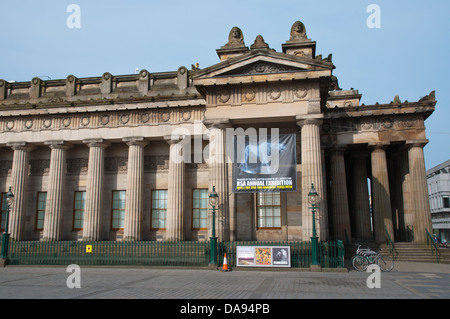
[{"xmin": 0, "ymin": 261, "xmax": 449, "ymax": 301}]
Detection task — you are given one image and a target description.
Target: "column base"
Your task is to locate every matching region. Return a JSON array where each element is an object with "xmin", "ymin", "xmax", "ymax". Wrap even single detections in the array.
[
  {"xmin": 82, "ymin": 237, "xmax": 100, "ymax": 242},
  {"xmin": 0, "ymin": 258, "xmax": 8, "ymax": 267},
  {"xmin": 310, "ymin": 264, "xmax": 322, "ymax": 272},
  {"xmin": 123, "ymin": 236, "xmax": 140, "ymax": 242},
  {"xmin": 208, "ymin": 263, "xmax": 219, "ymax": 270}
]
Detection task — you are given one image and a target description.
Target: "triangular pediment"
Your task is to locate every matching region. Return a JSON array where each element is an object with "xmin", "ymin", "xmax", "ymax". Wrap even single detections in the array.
[{"xmin": 192, "ymin": 51, "xmax": 333, "ymax": 85}]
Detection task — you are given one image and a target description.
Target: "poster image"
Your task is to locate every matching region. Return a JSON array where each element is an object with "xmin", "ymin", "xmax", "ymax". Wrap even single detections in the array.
[
  {"xmin": 255, "ymin": 248, "xmax": 272, "ymax": 265},
  {"xmin": 237, "ymin": 247, "xmax": 255, "ymax": 266},
  {"xmin": 236, "ymin": 246, "xmax": 291, "ymax": 268},
  {"xmin": 273, "ymin": 247, "xmax": 289, "ymax": 266},
  {"xmin": 232, "ymin": 134, "xmax": 297, "ymax": 193}
]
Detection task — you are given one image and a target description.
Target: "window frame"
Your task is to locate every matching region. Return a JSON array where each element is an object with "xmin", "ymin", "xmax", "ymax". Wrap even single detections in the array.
[
  {"xmin": 443, "ymin": 196, "xmax": 450, "ymax": 209},
  {"xmin": 256, "ymin": 192, "xmax": 282, "ymax": 230},
  {"xmin": 35, "ymin": 192, "xmax": 47, "ymax": 231},
  {"xmin": 191, "ymin": 188, "xmax": 209, "ymax": 231},
  {"xmin": 150, "ymin": 189, "xmax": 168, "ymax": 230},
  {"xmin": 72, "ymin": 191, "xmax": 86, "ymax": 231},
  {"xmin": 111, "ymin": 190, "xmax": 126, "ymax": 230}
]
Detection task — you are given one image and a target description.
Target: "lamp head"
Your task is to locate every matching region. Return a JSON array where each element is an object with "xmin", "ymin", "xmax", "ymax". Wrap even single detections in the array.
[
  {"xmin": 308, "ymin": 183, "xmax": 319, "ymax": 205},
  {"xmin": 209, "ymin": 186, "xmax": 219, "ymax": 206},
  {"xmin": 6, "ymin": 186, "xmax": 14, "ymax": 207}
]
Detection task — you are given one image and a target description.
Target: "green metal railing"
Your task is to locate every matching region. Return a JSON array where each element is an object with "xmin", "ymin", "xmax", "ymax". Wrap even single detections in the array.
[
  {"xmin": 320, "ymin": 240, "xmax": 345, "ymax": 268},
  {"xmin": 425, "ymin": 228, "xmax": 441, "ymax": 263},
  {"xmin": 6, "ymin": 240, "xmax": 210, "ymax": 267},
  {"xmin": 1, "ymin": 239, "xmax": 345, "ymax": 268},
  {"xmin": 385, "ymin": 228, "xmax": 398, "ymax": 260}
]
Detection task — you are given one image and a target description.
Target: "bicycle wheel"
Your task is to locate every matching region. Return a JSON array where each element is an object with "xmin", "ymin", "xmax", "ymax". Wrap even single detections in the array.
[
  {"xmin": 377, "ymin": 255, "xmax": 394, "ymax": 272},
  {"xmin": 351, "ymin": 255, "xmax": 369, "ymax": 271}
]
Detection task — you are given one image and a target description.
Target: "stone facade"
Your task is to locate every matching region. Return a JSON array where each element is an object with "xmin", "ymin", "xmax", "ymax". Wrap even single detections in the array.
[{"xmin": 0, "ymin": 22, "xmax": 436, "ymax": 243}]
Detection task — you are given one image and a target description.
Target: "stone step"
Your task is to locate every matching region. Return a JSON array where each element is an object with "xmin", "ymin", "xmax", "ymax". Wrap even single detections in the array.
[
  {"xmin": 348, "ymin": 241, "xmax": 450, "ymax": 263},
  {"xmin": 387, "ymin": 243, "xmax": 449, "ymax": 263}
]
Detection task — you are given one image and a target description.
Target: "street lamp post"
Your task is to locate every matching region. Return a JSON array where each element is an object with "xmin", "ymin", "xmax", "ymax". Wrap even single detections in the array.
[
  {"xmin": 209, "ymin": 186, "xmax": 219, "ymax": 267},
  {"xmin": 308, "ymin": 183, "xmax": 319, "ymax": 267},
  {"xmin": 1, "ymin": 187, "xmax": 14, "ymax": 266}
]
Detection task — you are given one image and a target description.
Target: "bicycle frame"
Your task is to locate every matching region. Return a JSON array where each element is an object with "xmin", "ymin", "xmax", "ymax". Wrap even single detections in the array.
[{"xmin": 352, "ymin": 244, "xmax": 394, "ymax": 272}]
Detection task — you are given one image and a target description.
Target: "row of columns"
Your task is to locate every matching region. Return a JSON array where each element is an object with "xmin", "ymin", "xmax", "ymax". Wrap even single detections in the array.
[
  {"xmin": 5, "ymin": 125, "xmax": 231, "ymax": 242},
  {"xmin": 6, "ymin": 137, "xmax": 166, "ymax": 241},
  {"xmin": 328, "ymin": 141, "xmax": 432, "ymax": 243},
  {"xmin": 6, "ymin": 139, "xmax": 110, "ymax": 241},
  {"xmin": 296, "ymin": 113, "xmax": 431, "ymax": 244},
  {"xmin": 4, "ymin": 119, "xmax": 432, "ymax": 243}
]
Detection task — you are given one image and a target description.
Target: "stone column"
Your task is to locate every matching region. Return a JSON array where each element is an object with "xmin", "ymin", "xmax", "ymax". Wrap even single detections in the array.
[
  {"xmin": 399, "ymin": 149, "xmax": 414, "ymax": 241},
  {"xmin": 329, "ymin": 147, "xmax": 351, "ymax": 241},
  {"xmin": 165, "ymin": 136, "xmax": 185, "ymax": 241},
  {"xmin": 42, "ymin": 141, "xmax": 71, "ymax": 241},
  {"xmin": 297, "ymin": 116, "xmax": 327, "ymax": 241},
  {"xmin": 228, "ymin": 161, "xmax": 237, "ymax": 242},
  {"xmin": 350, "ymin": 152, "xmax": 372, "ymax": 239},
  {"xmin": 123, "ymin": 137, "xmax": 148, "ymax": 241},
  {"xmin": 82, "ymin": 139, "xmax": 109, "ymax": 241},
  {"xmin": 370, "ymin": 143, "xmax": 394, "ymax": 243},
  {"xmin": 7, "ymin": 143, "xmax": 35, "ymax": 240},
  {"xmin": 407, "ymin": 140, "xmax": 432, "ymax": 243},
  {"xmin": 205, "ymin": 119, "xmax": 231, "ymax": 242}
]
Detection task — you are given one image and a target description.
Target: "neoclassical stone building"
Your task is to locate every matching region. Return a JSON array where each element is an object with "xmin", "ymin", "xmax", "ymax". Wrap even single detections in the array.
[{"xmin": 0, "ymin": 21, "xmax": 436, "ymax": 243}]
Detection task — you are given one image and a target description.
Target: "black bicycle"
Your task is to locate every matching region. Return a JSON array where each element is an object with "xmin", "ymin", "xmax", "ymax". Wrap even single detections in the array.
[{"xmin": 351, "ymin": 244, "xmax": 394, "ymax": 272}]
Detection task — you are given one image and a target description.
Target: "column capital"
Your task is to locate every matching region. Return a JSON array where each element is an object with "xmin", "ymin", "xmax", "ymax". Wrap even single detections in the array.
[
  {"xmin": 203, "ymin": 118, "xmax": 232, "ymax": 129},
  {"xmin": 164, "ymin": 135, "xmax": 187, "ymax": 145},
  {"xmin": 368, "ymin": 142, "xmax": 390, "ymax": 151},
  {"xmin": 45, "ymin": 140, "xmax": 72, "ymax": 150},
  {"xmin": 405, "ymin": 139, "xmax": 428, "ymax": 149},
  {"xmin": 7, "ymin": 142, "xmax": 36, "ymax": 152},
  {"xmin": 296, "ymin": 114, "xmax": 323, "ymax": 127},
  {"xmin": 123, "ymin": 136, "xmax": 149, "ymax": 147},
  {"xmin": 83, "ymin": 138, "xmax": 110, "ymax": 149}
]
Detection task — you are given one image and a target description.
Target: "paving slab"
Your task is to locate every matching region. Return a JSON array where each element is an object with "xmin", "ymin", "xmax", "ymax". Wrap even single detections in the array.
[{"xmin": 0, "ymin": 262, "xmax": 448, "ymax": 301}]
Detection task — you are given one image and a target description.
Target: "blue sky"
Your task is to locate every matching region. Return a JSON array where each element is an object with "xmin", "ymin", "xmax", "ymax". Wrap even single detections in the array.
[{"xmin": 0, "ymin": 0, "xmax": 449, "ymax": 169}]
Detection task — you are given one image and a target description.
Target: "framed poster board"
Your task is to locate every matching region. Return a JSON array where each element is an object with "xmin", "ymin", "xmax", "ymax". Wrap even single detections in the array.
[{"xmin": 236, "ymin": 246, "xmax": 291, "ymax": 268}]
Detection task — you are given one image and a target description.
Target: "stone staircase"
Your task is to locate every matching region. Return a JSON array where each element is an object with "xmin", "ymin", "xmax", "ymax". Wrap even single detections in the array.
[
  {"xmin": 389, "ymin": 242, "xmax": 440, "ymax": 263},
  {"xmin": 349, "ymin": 240, "xmax": 450, "ymax": 264}
]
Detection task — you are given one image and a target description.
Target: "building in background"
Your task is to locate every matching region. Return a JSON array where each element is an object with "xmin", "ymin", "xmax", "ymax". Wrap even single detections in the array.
[
  {"xmin": 427, "ymin": 159, "xmax": 450, "ymax": 243},
  {"xmin": 0, "ymin": 21, "xmax": 437, "ymax": 244}
]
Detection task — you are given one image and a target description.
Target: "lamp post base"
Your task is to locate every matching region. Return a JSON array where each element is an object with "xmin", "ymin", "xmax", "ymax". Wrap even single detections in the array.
[
  {"xmin": 0, "ymin": 233, "xmax": 10, "ymax": 262},
  {"xmin": 209, "ymin": 236, "xmax": 218, "ymax": 267},
  {"xmin": 311, "ymin": 235, "xmax": 319, "ymax": 266}
]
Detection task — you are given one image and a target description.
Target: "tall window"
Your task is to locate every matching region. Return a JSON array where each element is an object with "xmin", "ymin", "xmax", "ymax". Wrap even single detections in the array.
[
  {"xmin": 73, "ymin": 191, "xmax": 86, "ymax": 230},
  {"xmin": 36, "ymin": 192, "xmax": 47, "ymax": 230},
  {"xmin": 0, "ymin": 193, "xmax": 7, "ymax": 231},
  {"xmin": 192, "ymin": 189, "xmax": 208, "ymax": 230},
  {"xmin": 257, "ymin": 192, "xmax": 281, "ymax": 229},
  {"xmin": 111, "ymin": 190, "xmax": 126, "ymax": 230},
  {"xmin": 151, "ymin": 189, "xmax": 168, "ymax": 230}
]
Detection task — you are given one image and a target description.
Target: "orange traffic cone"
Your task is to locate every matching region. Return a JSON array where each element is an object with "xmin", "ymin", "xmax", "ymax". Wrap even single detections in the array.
[{"xmin": 222, "ymin": 253, "xmax": 231, "ymax": 271}]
